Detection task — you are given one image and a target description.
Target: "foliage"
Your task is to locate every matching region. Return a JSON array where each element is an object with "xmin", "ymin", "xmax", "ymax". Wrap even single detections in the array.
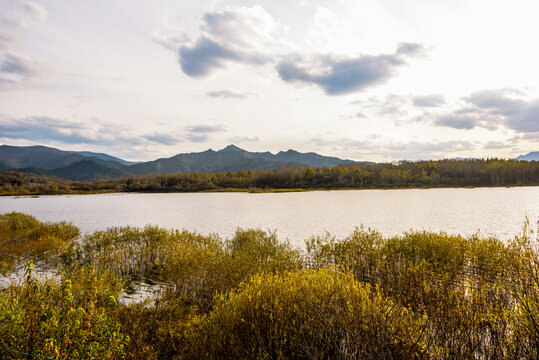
[
  {"xmin": 306, "ymin": 226, "xmax": 539, "ymax": 358},
  {"xmin": 0, "ymin": 212, "xmax": 79, "ymax": 275},
  {"xmin": 507, "ymin": 219, "xmax": 539, "ymax": 356},
  {"xmin": 67, "ymin": 226, "xmax": 301, "ymax": 312},
  {"xmin": 113, "ymin": 300, "xmax": 197, "ymax": 360},
  {"xmin": 2, "ymin": 213, "xmax": 539, "ymax": 359},
  {"xmin": 60, "ymin": 264, "xmax": 125, "ymax": 308},
  {"xmin": 0, "ymin": 261, "xmax": 127, "ymax": 359},
  {"xmin": 184, "ymin": 268, "xmax": 427, "ymax": 359}
]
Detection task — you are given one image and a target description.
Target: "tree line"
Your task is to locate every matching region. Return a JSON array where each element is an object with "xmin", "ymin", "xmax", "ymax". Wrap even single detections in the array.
[{"xmin": 1, "ymin": 158, "xmax": 538, "ymax": 195}]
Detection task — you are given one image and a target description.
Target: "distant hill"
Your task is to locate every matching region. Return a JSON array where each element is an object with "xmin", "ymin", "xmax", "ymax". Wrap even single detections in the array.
[
  {"xmin": 0, "ymin": 144, "xmax": 364, "ymax": 181},
  {"xmin": 18, "ymin": 159, "xmax": 132, "ymax": 182},
  {"xmin": 516, "ymin": 152, "xmax": 539, "ymax": 161},
  {"xmin": 0, "ymin": 145, "xmax": 89, "ymax": 170},
  {"xmin": 75, "ymin": 151, "xmax": 138, "ymax": 166},
  {"xmin": 0, "ymin": 160, "xmax": 10, "ymax": 171},
  {"xmin": 0, "ymin": 145, "xmax": 134, "ymax": 170}
]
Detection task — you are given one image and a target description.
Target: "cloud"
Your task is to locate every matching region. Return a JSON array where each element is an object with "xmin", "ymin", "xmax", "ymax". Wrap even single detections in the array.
[
  {"xmin": 0, "ymin": 77, "xmax": 18, "ymax": 89},
  {"xmin": 387, "ymin": 140, "xmax": 476, "ymax": 160},
  {"xmin": 0, "ymin": 29, "xmax": 17, "ymax": 50},
  {"xmin": 396, "ymin": 42, "xmax": 426, "ymax": 57},
  {"xmin": 0, "ymin": 114, "xmax": 234, "ymax": 147},
  {"xmin": 309, "ymin": 136, "xmax": 373, "ymax": 149},
  {"xmin": 177, "ymin": 5, "xmax": 286, "ymax": 77},
  {"xmin": 0, "ymin": 52, "xmax": 44, "ymax": 90},
  {"xmin": 350, "ymin": 94, "xmax": 409, "ymax": 121},
  {"xmin": 0, "ymin": 115, "xmax": 183, "ymax": 148},
  {"xmin": 310, "ymin": 136, "xmax": 476, "ymax": 161},
  {"xmin": 0, "ymin": 115, "xmax": 214, "ymax": 148},
  {"xmin": 505, "ymin": 103, "xmax": 539, "ymax": 133},
  {"xmin": 143, "ymin": 132, "xmax": 181, "ymax": 145},
  {"xmin": 429, "ymin": 89, "xmax": 539, "ymax": 134},
  {"xmin": 151, "ymin": 12, "xmax": 190, "ymax": 51},
  {"xmin": 22, "ymin": 1, "xmax": 47, "ymax": 22},
  {"xmin": 0, "ymin": 16, "xmax": 27, "ymax": 28},
  {"xmin": 433, "ymin": 114, "xmax": 477, "ymax": 129},
  {"xmin": 519, "ymin": 132, "xmax": 539, "ymax": 141},
  {"xmin": 184, "ymin": 123, "xmax": 227, "ymax": 143},
  {"xmin": 206, "ymin": 89, "xmax": 257, "ymax": 99},
  {"xmin": 0, "ymin": 52, "xmax": 43, "ymax": 76},
  {"xmin": 483, "ymin": 141, "xmax": 512, "ymax": 150},
  {"xmin": 355, "ymin": 112, "xmax": 366, "ymax": 118},
  {"xmin": 276, "ymin": 43, "xmax": 425, "ymax": 95},
  {"xmin": 464, "ymin": 89, "xmax": 539, "ymax": 133},
  {"xmin": 185, "ymin": 124, "xmax": 227, "ymax": 133},
  {"xmin": 201, "ymin": 5, "xmax": 286, "ymax": 49},
  {"xmin": 185, "ymin": 134, "xmax": 208, "ymax": 143},
  {"xmin": 151, "ymin": 31, "xmax": 186, "ymax": 51},
  {"xmin": 464, "ymin": 89, "xmax": 524, "ymax": 113},
  {"xmin": 413, "ymin": 94, "xmax": 445, "ymax": 107},
  {"xmin": 230, "ymin": 135, "xmax": 261, "ymax": 143},
  {"xmin": 161, "ymin": 5, "xmax": 426, "ymax": 96},
  {"xmin": 179, "ymin": 37, "xmax": 263, "ymax": 77},
  {"xmin": 0, "ymin": 116, "xmax": 104, "ymax": 144}
]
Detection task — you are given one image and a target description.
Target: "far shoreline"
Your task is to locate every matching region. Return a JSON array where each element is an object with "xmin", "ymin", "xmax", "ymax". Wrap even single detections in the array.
[{"xmin": 2, "ymin": 183, "xmax": 538, "ymax": 197}]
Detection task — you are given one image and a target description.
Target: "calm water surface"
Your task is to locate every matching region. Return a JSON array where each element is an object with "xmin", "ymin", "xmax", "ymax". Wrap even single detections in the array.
[{"xmin": 1, "ymin": 187, "xmax": 538, "ymax": 247}]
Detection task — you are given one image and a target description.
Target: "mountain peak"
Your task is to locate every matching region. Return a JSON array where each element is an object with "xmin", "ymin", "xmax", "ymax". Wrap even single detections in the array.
[{"xmin": 220, "ymin": 144, "xmax": 244, "ymax": 152}]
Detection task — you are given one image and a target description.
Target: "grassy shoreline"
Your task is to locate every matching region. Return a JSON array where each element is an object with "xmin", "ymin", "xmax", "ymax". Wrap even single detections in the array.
[{"xmin": 2, "ymin": 182, "xmax": 539, "ymax": 197}]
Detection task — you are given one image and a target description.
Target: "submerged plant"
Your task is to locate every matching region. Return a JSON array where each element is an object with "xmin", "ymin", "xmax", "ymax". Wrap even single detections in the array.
[{"xmin": 0, "ymin": 212, "xmax": 79, "ymax": 275}]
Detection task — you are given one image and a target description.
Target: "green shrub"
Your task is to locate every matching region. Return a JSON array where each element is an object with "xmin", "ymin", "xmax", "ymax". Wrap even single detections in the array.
[
  {"xmin": 114, "ymin": 300, "xmax": 198, "ymax": 360},
  {"xmin": 0, "ymin": 261, "xmax": 127, "ymax": 359},
  {"xmin": 163, "ymin": 228, "xmax": 302, "ymax": 312},
  {"xmin": 306, "ymin": 228, "xmax": 520, "ymax": 358},
  {"xmin": 185, "ymin": 268, "xmax": 427, "ymax": 359},
  {"xmin": 68, "ymin": 226, "xmax": 222, "ymax": 282},
  {"xmin": 60, "ymin": 264, "xmax": 126, "ymax": 308},
  {"xmin": 507, "ymin": 219, "xmax": 539, "ymax": 357},
  {"xmin": 69, "ymin": 227, "xmax": 302, "ymax": 313},
  {"xmin": 0, "ymin": 212, "xmax": 79, "ymax": 275}
]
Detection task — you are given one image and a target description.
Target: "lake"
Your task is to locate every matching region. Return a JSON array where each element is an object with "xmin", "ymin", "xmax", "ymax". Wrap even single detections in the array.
[{"xmin": 1, "ymin": 187, "xmax": 538, "ymax": 247}]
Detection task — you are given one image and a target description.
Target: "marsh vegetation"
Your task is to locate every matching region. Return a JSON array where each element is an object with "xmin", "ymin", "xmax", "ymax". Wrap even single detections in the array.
[{"xmin": 1, "ymin": 212, "xmax": 538, "ymax": 359}]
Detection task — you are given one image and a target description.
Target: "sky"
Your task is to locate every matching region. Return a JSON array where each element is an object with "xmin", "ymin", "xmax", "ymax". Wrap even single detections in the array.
[{"xmin": 0, "ymin": 0, "xmax": 538, "ymax": 162}]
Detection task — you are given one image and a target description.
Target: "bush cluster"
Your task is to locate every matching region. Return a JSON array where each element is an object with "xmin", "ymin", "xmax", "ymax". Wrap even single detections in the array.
[{"xmin": 1, "ymin": 212, "xmax": 538, "ymax": 359}]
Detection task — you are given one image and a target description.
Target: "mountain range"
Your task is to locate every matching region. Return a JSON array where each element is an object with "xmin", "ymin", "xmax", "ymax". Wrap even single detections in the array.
[
  {"xmin": 2, "ymin": 145, "xmax": 536, "ymax": 182},
  {"xmin": 0, "ymin": 144, "xmax": 359, "ymax": 181},
  {"xmin": 516, "ymin": 152, "xmax": 539, "ymax": 161}
]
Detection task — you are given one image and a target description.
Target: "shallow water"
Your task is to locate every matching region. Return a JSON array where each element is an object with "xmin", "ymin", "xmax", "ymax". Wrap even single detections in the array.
[{"xmin": 1, "ymin": 187, "xmax": 538, "ymax": 247}]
